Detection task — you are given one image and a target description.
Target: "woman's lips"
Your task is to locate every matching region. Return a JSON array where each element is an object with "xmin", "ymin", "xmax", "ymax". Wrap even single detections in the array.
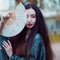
[{"xmin": 27, "ymin": 24, "xmax": 32, "ymax": 26}]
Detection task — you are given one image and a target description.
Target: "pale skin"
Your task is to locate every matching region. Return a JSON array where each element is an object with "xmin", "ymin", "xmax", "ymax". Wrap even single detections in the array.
[
  {"xmin": 2, "ymin": 40, "xmax": 13, "ymax": 57},
  {"xmin": 2, "ymin": 8, "xmax": 36, "ymax": 58}
]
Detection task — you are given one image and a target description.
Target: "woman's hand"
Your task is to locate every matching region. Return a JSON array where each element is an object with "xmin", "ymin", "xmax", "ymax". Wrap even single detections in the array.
[
  {"xmin": 0, "ymin": 12, "xmax": 12, "ymax": 33},
  {"xmin": 1, "ymin": 11, "xmax": 15, "ymax": 24},
  {"xmin": 2, "ymin": 40, "xmax": 13, "ymax": 58},
  {"xmin": 0, "ymin": 15, "xmax": 8, "ymax": 33},
  {"xmin": 0, "ymin": 11, "xmax": 15, "ymax": 34}
]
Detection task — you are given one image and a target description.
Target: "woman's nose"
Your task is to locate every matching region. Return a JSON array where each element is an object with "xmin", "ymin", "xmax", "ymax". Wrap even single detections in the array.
[{"xmin": 28, "ymin": 17, "xmax": 31, "ymax": 22}]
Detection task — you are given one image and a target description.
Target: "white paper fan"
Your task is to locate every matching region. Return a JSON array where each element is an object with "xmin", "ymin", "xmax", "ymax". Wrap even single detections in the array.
[{"xmin": 1, "ymin": 3, "xmax": 27, "ymax": 37}]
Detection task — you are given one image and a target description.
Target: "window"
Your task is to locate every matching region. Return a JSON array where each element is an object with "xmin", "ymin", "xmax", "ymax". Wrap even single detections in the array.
[
  {"xmin": 0, "ymin": 0, "xmax": 15, "ymax": 11},
  {"xmin": 0, "ymin": 0, "xmax": 10, "ymax": 11}
]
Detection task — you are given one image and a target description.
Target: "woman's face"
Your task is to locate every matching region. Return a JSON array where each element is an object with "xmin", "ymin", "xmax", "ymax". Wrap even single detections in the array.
[{"xmin": 26, "ymin": 8, "xmax": 36, "ymax": 29}]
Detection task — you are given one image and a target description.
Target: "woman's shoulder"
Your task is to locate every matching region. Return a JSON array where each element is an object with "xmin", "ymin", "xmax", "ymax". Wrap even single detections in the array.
[
  {"xmin": 34, "ymin": 33, "xmax": 44, "ymax": 44},
  {"xmin": 34, "ymin": 33, "xmax": 42, "ymax": 39},
  {"xmin": 33, "ymin": 33, "xmax": 42, "ymax": 43}
]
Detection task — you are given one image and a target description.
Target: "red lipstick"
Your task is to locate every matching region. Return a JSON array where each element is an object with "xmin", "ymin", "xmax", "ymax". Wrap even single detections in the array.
[{"xmin": 27, "ymin": 24, "xmax": 32, "ymax": 26}]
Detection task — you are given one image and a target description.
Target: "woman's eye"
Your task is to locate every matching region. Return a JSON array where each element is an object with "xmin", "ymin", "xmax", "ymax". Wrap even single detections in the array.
[{"xmin": 31, "ymin": 14, "xmax": 36, "ymax": 18}]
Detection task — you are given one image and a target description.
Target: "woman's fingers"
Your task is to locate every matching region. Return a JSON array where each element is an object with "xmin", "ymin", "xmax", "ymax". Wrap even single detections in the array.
[
  {"xmin": 2, "ymin": 40, "xmax": 11, "ymax": 49},
  {"xmin": 2, "ymin": 11, "xmax": 13, "ymax": 22},
  {"xmin": 2, "ymin": 40, "xmax": 13, "ymax": 57},
  {"xmin": 2, "ymin": 44, "xmax": 6, "ymax": 50},
  {"xmin": 7, "ymin": 40, "xmax": 11, "ymax": 46},
  {"xmin": 2, "ymin": 41, "xmax": 9, "ymax": 48},
  {"xmin": 9, "ymin": 11, "xmax": 13, "ymax": 15}
]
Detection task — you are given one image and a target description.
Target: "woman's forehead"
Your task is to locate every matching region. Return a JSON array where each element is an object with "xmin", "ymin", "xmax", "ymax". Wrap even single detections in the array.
[{"xmin": 26, "ymin": 8, "xmax": 36, "ymax": 15}]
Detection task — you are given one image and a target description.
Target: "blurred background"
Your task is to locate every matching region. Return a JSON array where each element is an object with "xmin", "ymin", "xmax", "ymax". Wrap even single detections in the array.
[{"xmin": 0, "ymin": 0, "xmax": 60, "ymax": 60}]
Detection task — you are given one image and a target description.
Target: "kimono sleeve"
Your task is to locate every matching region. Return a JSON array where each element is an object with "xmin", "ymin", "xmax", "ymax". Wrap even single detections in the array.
[
  {"xmin": 36, "ymin": 36, "xmax": 46, "ymax": 60},
  {"xmin": 10, "ymin": 54, "xmax": 25, "ymax": 60}
]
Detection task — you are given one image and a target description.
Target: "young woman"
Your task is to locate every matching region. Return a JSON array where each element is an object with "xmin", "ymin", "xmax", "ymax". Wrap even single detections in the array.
[{"xmin": 2, "ymin": 4, "xmax": 53, "ymax": 60}]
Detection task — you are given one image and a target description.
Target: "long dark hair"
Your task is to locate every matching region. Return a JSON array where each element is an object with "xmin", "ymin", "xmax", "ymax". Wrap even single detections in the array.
[{"xmin": 10, "ymin": 4, "xmax": 53, "ymax": 60}]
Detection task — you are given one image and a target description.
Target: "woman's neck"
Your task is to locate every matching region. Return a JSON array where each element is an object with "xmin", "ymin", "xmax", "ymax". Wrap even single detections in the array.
[
  {"xmin": 26, "ymin": 29, "xmax": 31, "ymax": 40},
  {"xmin": 27, "ymin": 29, "xmax": 31, "ymax": 34}
]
